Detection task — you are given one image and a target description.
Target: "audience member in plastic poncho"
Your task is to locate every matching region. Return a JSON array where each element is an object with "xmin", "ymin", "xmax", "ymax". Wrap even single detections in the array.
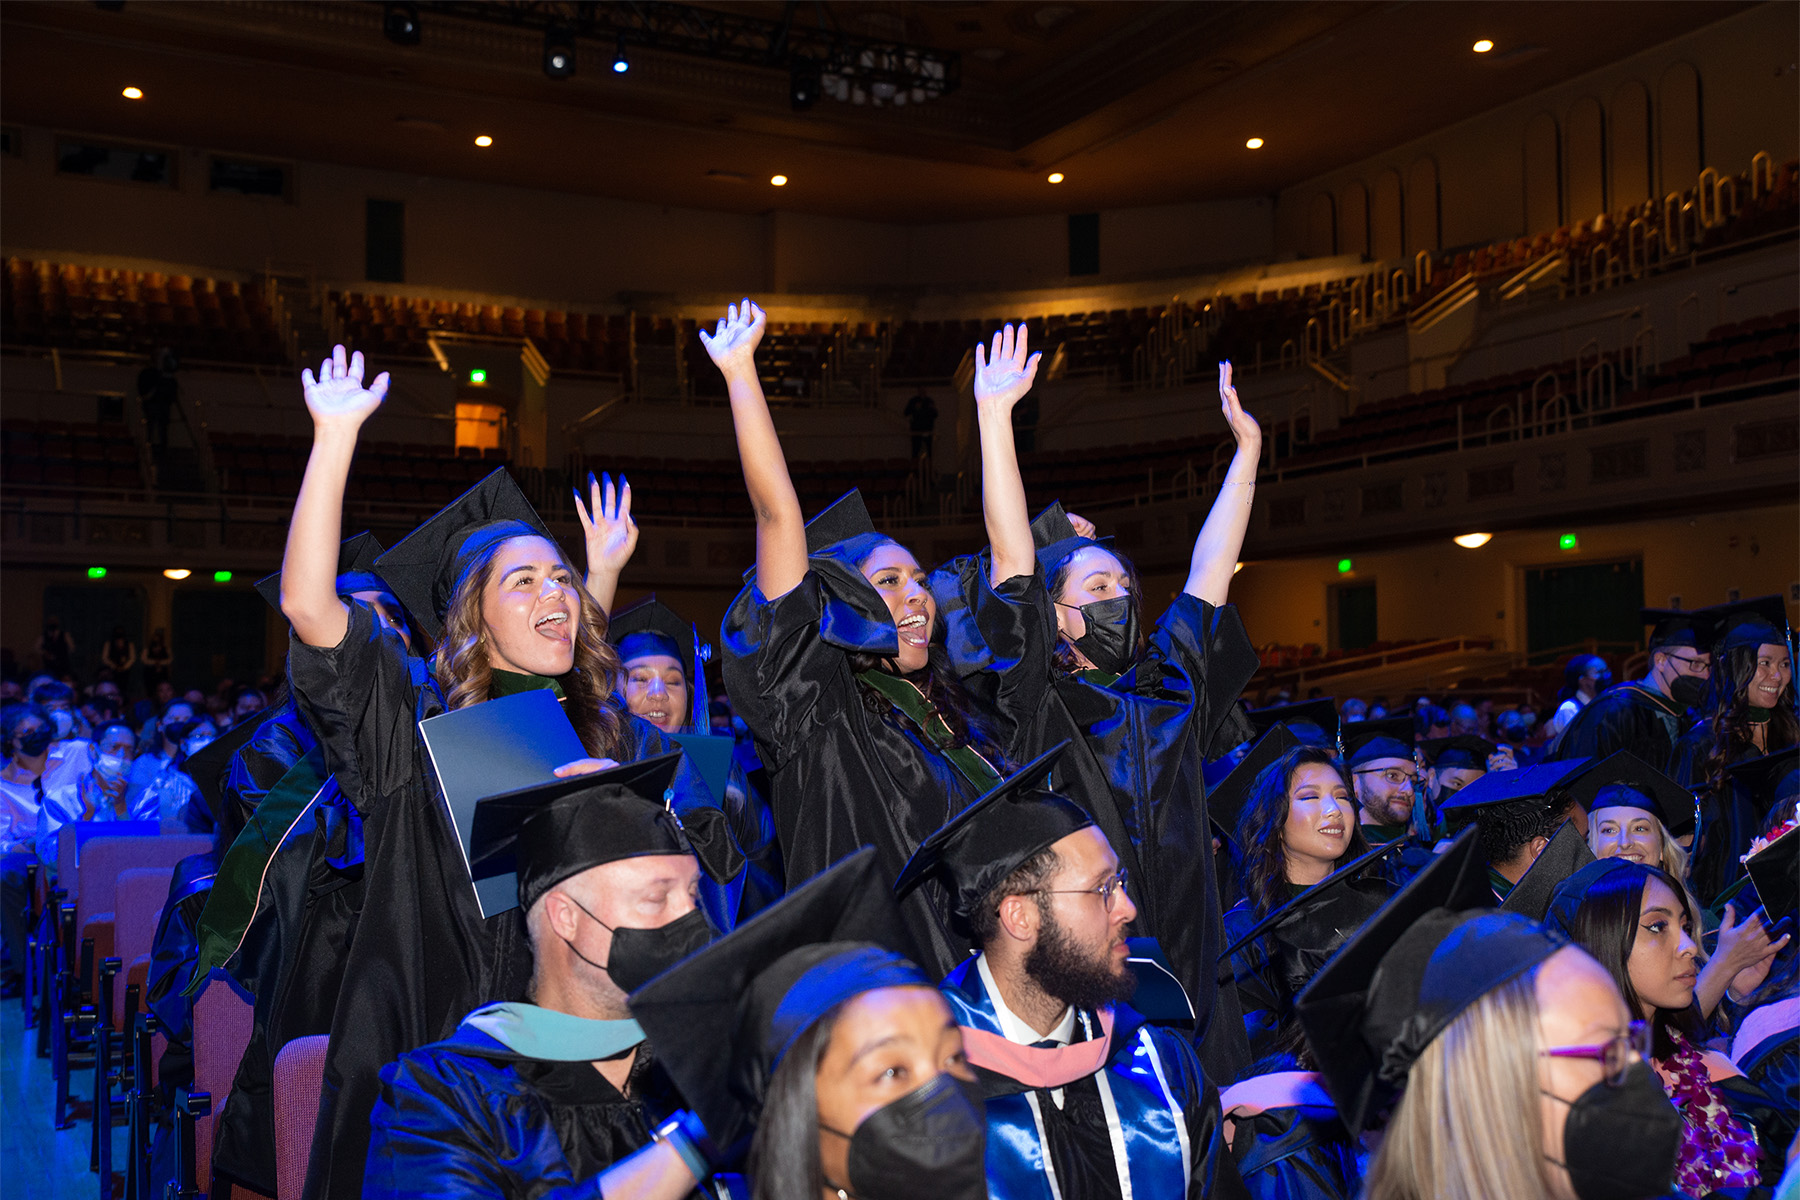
[{"xmin": 34, "ymin": 720, "xmax": 138, "ymax": 862}]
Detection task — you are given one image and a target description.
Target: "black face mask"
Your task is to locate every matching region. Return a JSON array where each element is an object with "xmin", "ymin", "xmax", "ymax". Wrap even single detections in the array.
[
  {"xmin": 564, "ymin": 898, "xmax": 713, "ymax": 995},
  {"xmin": 821, "ymin": 1072, "xmax": 987, "ymax": 1200},
  {"xmin": 1667, "ymin": 674, "xmax": 1709, "ymax": 709},
  {"xmin": 1063, "ymin": 594, "xmax": 1140, "ymax": 676},
  {"xmin": 1544, "ymin": 1061, "xmax": 1682, "ymax": 1200},
  {"xmin": 14, "ymin": 726, "xmax": 52, "ymax": 759}
]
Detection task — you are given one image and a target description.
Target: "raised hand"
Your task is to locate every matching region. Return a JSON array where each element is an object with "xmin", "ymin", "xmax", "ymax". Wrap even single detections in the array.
[
  {"xmin": 1066, "ymin": 512, "xmax": 1097, "ymax": 539},
  {"xmin": 974, "ymin": 323, "xmax": 1041, "ymax": 413},
  {"xmin": 301, "ymin": 344, "xmax": 389, "ymax": 428},
  {"xmin": 1218, "ymin": 361, "xmax": 1261, "ymax": 451},
  {"xmin": 698, "ymin": 299, "xmax": 766, "ymax": 378},
  {"xmin": 575, "ymin": 471, "xmax": 638, "ymax": 580}
]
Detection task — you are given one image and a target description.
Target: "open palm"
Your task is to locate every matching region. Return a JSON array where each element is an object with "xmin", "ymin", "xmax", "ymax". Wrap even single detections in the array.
[
  {"xmin": 575, "ymin": 471, "xmax": 638, "ymax": 577},
  {"xmin": 699, "ymin": 299, "xmax": 766, "ymax": 375},
  {"xmin": 302, "ymin": 345, "xmax": 389, "ymax": 426},
  {"xmin": 1218, "ymin": 360, "xmax": 1260, "ymax": 449},
  {"xmin": 973, "ymin": 322, "xmax": 1041, "ymax": 412}
]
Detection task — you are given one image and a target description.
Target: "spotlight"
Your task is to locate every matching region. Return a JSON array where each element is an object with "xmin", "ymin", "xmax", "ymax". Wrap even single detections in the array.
[
  {"xmin": 544, "ymin": 27, "xmax": 576, "ymax": 79},
  {"xmin": 1047, "ymin": 172, "xmax": 1065, "ymax": 184},
  {"xmin": 770, "ymin": 174, "xmax": 788, "ymax": 187},
  {"xmin": 474, "ymin": 134, "xmax": 493, "ymax": 147},
  {"xmin": 382, "ymin": 2, "xmax": 421, "ymax": 46},
  {"xmin": 1453, "ymin": 533, "xmax": 1493, "ymax": 549},
  {"xmin": 163, "ymin": 568, "xmax": 191, "ymax": 580},
  {"xmin": 1472, "ymin": 39, "xmax": 1494, "ymax": 53},
  {"xmin": 611, "ymin": 36, "xmax": 629, "ymax": 74},
  {"xmin": 790, "ymin": 58, "xmax": 821, "ymax": 110},
  {"xmin": 1245, "ymin": 137, "xmax": 1265, "ymax": 149}
]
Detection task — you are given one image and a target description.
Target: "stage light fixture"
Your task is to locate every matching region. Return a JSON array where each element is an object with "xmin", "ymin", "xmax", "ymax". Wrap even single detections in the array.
[
  {"xmin": 544, "ymin": 27, "xmax": 576, "ymax": 79},
  {"xmin": 1047, "ymin": 172, "xmax": 1065, "ymax": 184},
  {"xmin": 383, "ymin": 2, "xmax": 421, "ymax": 46},
  {"xmin": 790, "ymin": 58, "xmax": 821, "ymax": 110},
  {"xmin": 770, "ymin": 174, "xmax": 788, "ymax": 187},
  {"xmin": 121, "ymin": 86, "xmax": 144, "ymax": 100},
  {"xmin": 163, "ymin": 568, "xmax": 191, "ymax": 580},
  {"xmin": 1245, "ymin": 137, "xmax": 1265, "ymax": 149},
  {"xmin": 1453, "ymin": 533, "xmax": 1493, "ymax": 549},
  {"xmin": 611, "ymin": 36, "xmax": 630, "ymax": 74},
  {"xmin": 474, "ymin": 134, "xmax": 493, "ymax": 147},
  {"xmin": 1559, "ymin": 533, "xmax": 1579, "ymax": 551},
  {"xmin": 1472, "ymin": 39, "xmax": 1494, "ymax": 53},
  {"xmin": 1337, "ymin": 558, "xmax": 1353, "ymax": 574},
  {"xmin": 87, "ymin": 566, "xmax": 108, "ymax": 579},
  {"xmin": 213, "ymin": 570, "xmax": 233, "ymax": 583}
]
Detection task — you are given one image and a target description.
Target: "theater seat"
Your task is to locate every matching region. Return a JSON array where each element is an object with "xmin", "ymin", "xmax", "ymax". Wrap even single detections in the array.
[{"xmin": 273, "ymin": 1036, "xmax": 330, "ymax": 1200}]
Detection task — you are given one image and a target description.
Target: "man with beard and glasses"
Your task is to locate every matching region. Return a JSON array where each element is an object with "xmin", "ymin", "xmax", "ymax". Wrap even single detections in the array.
[
  {"xmin": 896, "ymin": 745, "xmax": 1246, "ymax": 1200},
  {"xmin": 1552, "ymin": 606, "xmax": 1716, "ymax": 767}
]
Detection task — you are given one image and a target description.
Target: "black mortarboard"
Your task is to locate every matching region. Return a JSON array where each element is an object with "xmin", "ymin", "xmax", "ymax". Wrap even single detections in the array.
[
  {"xmin": 468, "ymin": 752, "xmax": 743, "ymax": 914},
  {"xmin": 1728, "ymin": 746, "xmax": 1800, "ymax": 813},
  {"xmin": 1343, "ymin": 715, "xmax": 1416, "ymax": 769},
  {"xmin": 1745, "ymin": 825, "xmax": 1797, "ymax": 922},
  {"xmin": 1640, "ymin": 606, "xmax": 1718, "ymax": 651},
  {"xmin": 1030, "ymin": 500, "xmax": 1111, "ymax": 578},
  {"xmin": 373, "ymin": 468, "xmax": 557, "ymax": 642},
  {"xmin": 1297, "ymin": 828, "xmax": 1568, "ymax": 1131},
  {"xmin": 1710, "ymin": 594, "xmax": 1792, "ymax": 654},
  {"xmin": 629, "ymin": 848, "xmax": 928, "ymax": 1154},
  {"xmin": 1248, "ymin": 699, "xmax": 1341, "ymax": 748},
  {"xmin": 1563, "ymin": 750, "xmax": 1697, "ymax": 839},
  {"xmin": 893, "ymin": 742, "xmax": 1092, "ymax": 924},
  {"xmin": 178, "ymin": 709, "xmax": 270, "ymax": 821},
  {"xmin": 610, "ymin": 594, "xmax": 711, "ymax": 732},
  {"xmin": 1500, "ymin": 821, "xmax": 1597, "ymax": 922},
  {"xmin": 1418, "ymin": 735, "xmax": 1496, "ymax": 771},
  {"xmin": 1541, "ymin": 857, "xmax": 1640, "ymax": 939},
  {"xmin": 253, "ymin": 531, "xmax": 387, "ymax": 612},
  {"xmin": 1436, "ymin": 759, "xmax": 1590, "ymax": 821},
  {"xmin": 1207, "ymin": 724, "xmax": 1302, "ymax": 844},
  {"xmin": 1219, "ymin": 838, "xmax": 1405, "ymax": 963},
  {"xmin": 740, "ymin": 489, "xmax": 898, "ymax": 657}
]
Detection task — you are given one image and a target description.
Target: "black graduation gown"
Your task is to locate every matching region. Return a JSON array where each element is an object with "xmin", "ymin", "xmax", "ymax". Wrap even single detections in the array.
[
  {"xmin": 1550, "ymin": 683, "xmax": 1685, "ymax": 767},
  {"xmin": 290, "ymin": 601, "xmax": 702, "ymax": 1200},
  {"xmin": 947, "ymin": 564, "xmax": 1258, "ymax": 1079},
  {"xmin": 1669, "ymin": 720, "xmax": 1777, "ymax": 906},
  {"xmin": 1229, "ymin": 1103, "xmax": 1362, "ymax": 1200},
  {"xmin": 144, "ymin": 851, "xmax": 218, "ymax": 1097},
  {"xmin": 721, "ymin": 568, "xmax": 1039, "ymax": 978}
]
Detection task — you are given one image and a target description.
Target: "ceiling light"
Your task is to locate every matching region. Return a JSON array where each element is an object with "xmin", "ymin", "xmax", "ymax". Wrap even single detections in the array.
[
  {"xmin": 611, "ymin": 35, "xmax": 630, "ymax": 74},
  {"xmin": 544, "ymin": 27, "xmax": 576, "ymax": 79},
  {"xmin": 382, "ymin": 2, "xmax": 421, "ymax": 46},
  {"xmin": 163, "ymin": 568, "xmax": 192, "ymax": 580},
  {"xmin": 121, "ymin": 86, "xmax": 144, "ymax": 100},
  {"xmin": 1047, "ymin": 172, "xmax": 1065, "ymax": 184},
  {"xmin": 1245, "ymin": 137, "xmax": 1264, "ymax": 150},
  {"xmin": 473, "ymin": 134, "xmax": 493, "ymax": 147},
  {"xmin": 1453, "ymin": 533, "xmax": 1493, "ymax": 549},
  {"xmin": 1472, "ymin": 39, "xmax": 1494, "ymax": 53},
  {"xmin": 770, "ymin": 174, "xmax": 788, "ymax": 187}
]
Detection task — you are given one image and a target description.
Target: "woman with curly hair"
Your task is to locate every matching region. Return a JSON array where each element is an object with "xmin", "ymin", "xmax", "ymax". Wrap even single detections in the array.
[
  {"xmin": 1670, "ymin": 610, "xmax": 1796, "ymax": 904},
  {"xmin": 278, "ymin": 345, "xmax": 715, "ymax": 1197}
]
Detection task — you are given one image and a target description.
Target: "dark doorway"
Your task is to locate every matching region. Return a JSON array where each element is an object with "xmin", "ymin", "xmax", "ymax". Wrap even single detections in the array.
[
  {"xmin": 171, "ymin": 589, "xmax": 266, "ymax": 692},
  {"xmin": 1524, "ymin": 558, "xmax": 1645, "ymax": 652},
  {"xmin": 1331, "ymin": 581, "xmax": 1378, "ymax": 651},
  {"xmin": 42, "ymin": 584, "xmax": 145, "ymax": 682}
]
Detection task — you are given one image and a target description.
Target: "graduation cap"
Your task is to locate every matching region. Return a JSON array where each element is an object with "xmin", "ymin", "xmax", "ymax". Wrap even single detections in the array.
[
  {"xmin": 1640, "ymin": 606, "xmax": 1718, "ymax": 651},
  {"xmin": 1248, "ymin": 698, "xmax": 1341, "ymax": 749},
  {"xmin": 373, "ymin": 468, "xmax": 557, "ymax": 642},
  {"xmin": 609, "ymin": 594, "xmax": 710, "ymax": 732},
  {"xmin": 1418, "ymin": 735, "xmax": 1496, "ymax": 772},
  {"xmin": 1294, "ymin": 827, "xmax": 1568, "ymax": 1131},
  {"xmin": 1030, "ymin": 500, "xmax": 1111, "ymax": 578},
  {"xmin": 740, "ymin": 489, "xmax": 898, "ymax": 657},
  {"xmin": 252, "ymin": 531, "xmax": 387, "ymax": 612},
  {"xmin": 1207, "ymin": 724, "xmax": 1302, "ymax": 845},
  {"xmin": 893, "ymin": 742, "xmax": 1091, "ymax": 926},
  {"xmin": 1562, "ymin": 750, "xmax": 1697, "ymax": 839},
  {"xmin": 1219, "ymin": 837, "xmax": 1405, "ymax": 963},
  {"xmin": 1500, "ymin": 821, "xmax": 1597, "ymax": 922},
  {"xmin": 1728, "ymin": 746, "xmax": 1800, "ymax": 813},
  {"xmin": 178, "ymin": 709, "xmax": 270, "ymax": 822},
  {"xmin": 1710, "ymin": 594, "xmax": 1791, "ymax": 655},
  {"xmin": 1343, "ymin": 715, "xmax": 1416, "ymax": 770},
  {"xmin": 1436, "ymin": 759, "xmax": 1591, "ymax": 823},
  {"xmin": 628, "ymin": 848, "xmax": 928, "ymax": 1155},
  {"xmin": 1540, "ymin": 857, "xmax": 1641, "ymax": 939},
  {"xmin": 467, "ymin": 752, "xmax": 743, "ymax": 914},
  {"xmin": 1744, "ymin": 825, "xmax": 1797, "ymax": 922}
]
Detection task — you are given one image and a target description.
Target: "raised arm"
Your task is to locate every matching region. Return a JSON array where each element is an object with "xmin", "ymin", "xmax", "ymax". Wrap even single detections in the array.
[
  {"xmin": 575, "ymin": 471, "xmax": 638, "ymax": 615},
  {"xmin": 700, "ymin": 300, "xmax": 807, "ymax": 599},
  {"xmin": 281, "ymin": 345, "xmax": 389, "ymax": 648},
  {"xmin": 1183, "ymin": 362, "xmax": 1261, "ymax": 605},
  {"xmin": 972, "ymin": 323, "xmax": 1042, "ymax": 587}
]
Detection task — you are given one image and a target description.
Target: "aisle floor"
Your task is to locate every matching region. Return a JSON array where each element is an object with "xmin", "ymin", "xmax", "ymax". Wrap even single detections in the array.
[{"xmin": 2, "ymin": 996, "xmax": 126, "ymax": 1200}]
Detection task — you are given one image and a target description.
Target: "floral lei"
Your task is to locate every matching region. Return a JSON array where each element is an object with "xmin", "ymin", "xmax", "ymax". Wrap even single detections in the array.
[{"xmin": 1659, "ymin": 1027, "xmax": 1760, "ymax": 1192}]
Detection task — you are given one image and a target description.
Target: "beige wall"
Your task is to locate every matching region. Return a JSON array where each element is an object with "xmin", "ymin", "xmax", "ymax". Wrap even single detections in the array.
[{"xmin": 1224, "ymin": 503, "xmax": 1800, "ymax": 652}]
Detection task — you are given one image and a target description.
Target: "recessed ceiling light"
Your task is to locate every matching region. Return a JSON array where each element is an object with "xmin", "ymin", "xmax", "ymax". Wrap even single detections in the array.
[
  {"xmin": 1453, "ymin": 533, "xmax": 1493, "ymax": 549},
  {"xmin": 770, "ymin": 174, "xmax": 788, "ymax": 186},
  {"xmin": 474, "ymin": 134, "xmax": 493, "ymax": 147},
  {"xmin": 121, "ymin": 86, "xmax": 144, "ymax": 100},
  {"xmin": 1047, "ymin": 172, "xmax": 1065, "ymax": 184},
  {"xmin": 1472, "ymin": 39, "xmax": 1494, "ymax": 53},
  {"xmin": 1245, "ymin": 137, "xmax": 1264, "ymax": 149}
]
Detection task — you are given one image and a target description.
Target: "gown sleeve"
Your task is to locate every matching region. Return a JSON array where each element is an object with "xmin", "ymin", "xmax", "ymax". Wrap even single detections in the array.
[
  {"xmin": 719, "ymin": 573, "xmax": 857, "ymax": 773},
  {"xmin": 1147, "ymin": 595, "xmax": 1259, "ymax": 757},
  {"xmin": 1157, "ymin": 1030, "xmax": 1252, "ymax": 1200},
  {"xmin": 287, "ymin": 599, "xmax": 426, "ymax": 815}
]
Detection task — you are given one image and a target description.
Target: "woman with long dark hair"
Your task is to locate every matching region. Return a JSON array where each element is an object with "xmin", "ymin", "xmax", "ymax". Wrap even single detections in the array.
[
  {"xmin": 1548, "ymin": 859, "xmax": 1792, "ymax": 1192},
  {"xmin": 278, "ymin": 345, "xmax": 715, "ymax": 1197},
  {"xmin": 709, "ymin": 302, "xmax": 1034, "ymax": 977},
  {"xmin": 1220, "ymin": 744, "xmax": 1389, "ymax": 1061},
  {"xmin": 1670, "ymin": 612, "xmax": 1796, "ymax": 904}
]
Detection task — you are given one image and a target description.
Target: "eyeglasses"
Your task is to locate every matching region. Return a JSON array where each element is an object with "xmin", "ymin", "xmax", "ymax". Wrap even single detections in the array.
[
  {"xmin": 1026, "ymin": 868, "xmax": 1130, "ymax": 913},
  {"xmin": 1540, "ymin": 1019, "xmax": 1649, "ymax": 1086},
  {"xmin": 1353, "ymin": 767, "xmax": 1417, "ymax": 787},
  {"xmin": 1663, "ymin": 653, "xmax": 1711, "ymax": 676}
]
